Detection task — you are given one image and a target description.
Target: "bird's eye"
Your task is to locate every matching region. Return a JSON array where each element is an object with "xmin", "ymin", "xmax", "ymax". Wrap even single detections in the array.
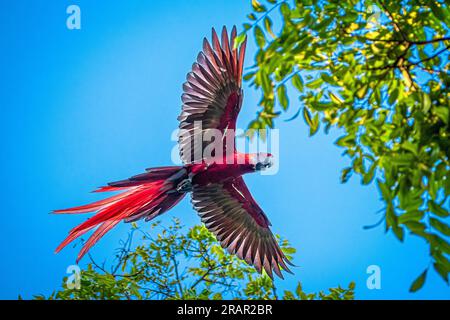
[{"xmin": 254, "ymin": 155, "xmax": 273, "ymax": 171}]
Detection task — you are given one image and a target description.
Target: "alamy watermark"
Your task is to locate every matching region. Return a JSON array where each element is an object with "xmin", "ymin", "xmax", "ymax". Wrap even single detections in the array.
[
  {"xmin": 170, "ymin": 123, "xmax": 280, "ymax": 175},
  {"xmin": 66, "ymin": 5, "xmax": 81, "ymax": 30},
  {"xmin": 66, "ymin": 265, "xmax": 81, "ymax": 290},
  {"xmin": 366, "ymin": 265, "xmax": 381, "ymax": 290}
]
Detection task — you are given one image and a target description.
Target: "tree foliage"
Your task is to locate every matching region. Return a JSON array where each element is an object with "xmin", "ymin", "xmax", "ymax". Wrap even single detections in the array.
[
  {"xmin": 239, "ymin": 0, "xmax": 450, "ymax": 291},
  {"xmin": 35, "ymin": 219, "xmax": 354, "ymax": 300}
]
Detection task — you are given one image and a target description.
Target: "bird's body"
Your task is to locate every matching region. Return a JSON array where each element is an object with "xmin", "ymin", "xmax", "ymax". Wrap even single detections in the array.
[
  {"xmin": 188, "ymin": 154, "xmax": 254, "ymax": 185},
  {"xmin": 55, "ymin": 26, "xmax": 292, "ymax": 278}
]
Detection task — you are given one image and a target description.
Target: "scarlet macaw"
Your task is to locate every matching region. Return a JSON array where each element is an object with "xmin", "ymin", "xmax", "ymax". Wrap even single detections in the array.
[{"xmin": 55, "ymin": 26, "xmax": 293, "ymax": 279}]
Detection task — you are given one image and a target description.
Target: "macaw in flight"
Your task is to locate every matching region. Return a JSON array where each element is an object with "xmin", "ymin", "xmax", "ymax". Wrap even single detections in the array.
[{"xmin": 55, "ymin": 26, "xmax": 293, "ymax": 279}]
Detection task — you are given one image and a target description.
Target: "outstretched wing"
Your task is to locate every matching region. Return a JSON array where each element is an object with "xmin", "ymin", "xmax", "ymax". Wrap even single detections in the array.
[
  {"xmin": 178, "ymin": 26, "xmax": 247, "ymax": 164},
  {"xmin": 191, "ymin": 177, "xmax": 293, "ymax": 278}
]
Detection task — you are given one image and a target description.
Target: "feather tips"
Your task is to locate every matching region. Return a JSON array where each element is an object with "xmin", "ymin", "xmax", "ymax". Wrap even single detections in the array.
[
  {"xmin": 55, "ymin": 167, "xmax": 186, "ymax": 262},
  {"xmin": 191, "ymin": 179, "xmax": 293, "ymax": 279}
]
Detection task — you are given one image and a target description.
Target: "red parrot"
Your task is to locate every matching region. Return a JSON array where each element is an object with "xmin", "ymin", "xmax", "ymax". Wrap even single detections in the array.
[{"xmin": 55, "ymin": 26, "xmax": 293, "ymax": 279}]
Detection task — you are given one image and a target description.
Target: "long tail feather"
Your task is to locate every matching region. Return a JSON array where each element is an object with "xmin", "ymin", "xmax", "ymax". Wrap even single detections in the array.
[
  {"xmin": 55, "ymin": 166, "xmax": 187, "ymax": 261},
  {"xmin": 76, "ymin": 219, "xmax": 121, "ymax": 262}
]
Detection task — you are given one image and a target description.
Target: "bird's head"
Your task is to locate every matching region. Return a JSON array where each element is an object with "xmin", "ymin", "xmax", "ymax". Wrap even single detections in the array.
[{"xmin": 249, "ymin": 153, "xmax": 273, "ymax": 171}]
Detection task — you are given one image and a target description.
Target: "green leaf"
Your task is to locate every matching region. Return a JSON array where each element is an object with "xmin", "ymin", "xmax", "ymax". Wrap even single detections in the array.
[
  {"xmin": 385, "ymin": 203, "xmax": 398, "ymax": 231},
  {"xmin": 280, "ymin": 2, "xmax": 291, "ymax": 18},
  {"xmin": 433, "ymin": 106, "xmax": 449, "ymax": 124},
  {"xmin": 430, "ymin": 218, "xmax": 450, "ymax": 236},
  {"xmin": 234, "ymin": 33, "xmax": 247, "ymax": 48},
  {"xmin": 302, "ymin": 106, "xmax": 320, "ymax": 136},
  {"xmin": 398, "ymin": 210, "xmax": 424, "ymax": 224},
  {"xmin": 252, "ymin": 0, "xmax": 267, "ymax": 13},
  {"xmin": 295, "ymin": 283, "xmax": 303, "ymax": 297},
  {"xmin": 254, "ymin": 26, "xmax": 266, "ymax": 48},
  {"xmin": 409, "ymin": 269, "xmax": 428, "ymax": 292},
  {"xmin": 259, "ymin": 70, "xmax": 272, "ymax": 93},
  {"xmin": 405, "ymin": 221, "xmax": 427, "ymax": 236},
  {"xmin": 303, "ymin": 106, "xmax": 313, "ymax": 128},
  {"xmin": 429, "ymin": 201, "xmax": 449, "ymax": 218},
  {"xmin": 356, "ymin": 84, "xmax": 368, "ymax": 99},
  {"xmin": 291, "ymin": 74, "xmax": 304, "ymax": 92},
  {"xmin": 243, "ymin": 71, "xmax": 256, "ymax": 81},
  {"xmin": 283, "ymin": 290, "xmax": 296, "ymax": 300},
  {"xmin": 422, "ymin": 92, "xmax": 431, "ymax": 113},
  {"xmin": 340, "ymin": 167, "xmax": 352, "ymax": 183},
  {"xmin": 433, "ymin": 262, "xmax": 449, "ymax": 284},
  {"xmin": 401, "ymin": 141, "xmax": 418, "ymax": 156},
  {"xmin": 433, "ymin": 235, "xmax": 450, "ymax": 255},
  {"xmin": 377, "ymin": 179, "xmax": 392, "ymax": 201},
  {"xmin": 348, "ymin": 282, "xmax": 355, "ymax": 290},
  {"xmin": 307, "ymin": 78, "xmax": 323, "ymax": 89},
  {"xmin": 392, "ymin": 223, "xmax": 404, "ymax": 242},
  {"xmin": 335, "ymin": 134, "xmax": 355, "ymax": 147},
  {"xmin": 310, "ymin": 113, "xmax": 320, "ymax": 136},
  {"xmin": 362, "ymin": 163, "xmax": 376, "ymax": 185},
  {"xmin": 330, "ymin": 92, "xmax": 344, "ymax": 105},
  {"xmin": 247, "ymin": 13, "xmax": 257, "ymax": 21},
  {"xmin": 264, "ymin": 17, "xmax": 275, "ymax": 37},
  {"xmin": 277, "ymin": 84, "xmax": 289, "ymax": 110},
  {"xmin": 388, "ymin": 88, "xmax": 399, "ymax": 105}
]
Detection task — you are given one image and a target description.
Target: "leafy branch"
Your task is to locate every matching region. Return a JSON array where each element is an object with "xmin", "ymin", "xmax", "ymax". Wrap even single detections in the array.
[
  {"xmin": 242, "ymin": 0, "xmax": 450, "ymax": 292},
  {"xmin": 34, "ymin": 219, "xmax": 355, "ymax": 300}
]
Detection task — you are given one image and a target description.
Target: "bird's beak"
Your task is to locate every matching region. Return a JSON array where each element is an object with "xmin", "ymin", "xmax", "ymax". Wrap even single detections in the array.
[{"xmin": 255, "ymin": 157, "xmax": 273, "ymax": 171}]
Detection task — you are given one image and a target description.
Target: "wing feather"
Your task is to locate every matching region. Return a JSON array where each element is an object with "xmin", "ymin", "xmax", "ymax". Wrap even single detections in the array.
[
  {"xmin": 178, "ymin": 26, "xmax": 247, "ymax": 164},
  {"xmin": 191, "ymin": 178, "xmax": 292, "ymax": 278}
]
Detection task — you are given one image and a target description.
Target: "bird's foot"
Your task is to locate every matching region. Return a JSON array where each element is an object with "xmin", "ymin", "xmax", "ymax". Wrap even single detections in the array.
[{"xmin": 176, "ymin": 179, "xmax": 192, "ymax": 193}]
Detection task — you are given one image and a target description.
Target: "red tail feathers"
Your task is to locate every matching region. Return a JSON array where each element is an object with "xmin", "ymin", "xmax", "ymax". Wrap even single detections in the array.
[{"xmin": 54, "ymin": 166, "xmax": 186, "ymax": 262}]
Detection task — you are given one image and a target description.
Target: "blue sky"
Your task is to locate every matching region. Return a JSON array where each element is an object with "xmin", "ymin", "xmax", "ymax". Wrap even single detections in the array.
[{"xmin": 0, "ymin": 0, "xmax": 448, "ymax": 299}]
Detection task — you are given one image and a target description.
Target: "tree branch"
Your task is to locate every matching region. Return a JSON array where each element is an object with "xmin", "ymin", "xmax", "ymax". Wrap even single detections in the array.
[
  {"xmin": 246, "ymin": 0, "xmax": 287, "ymax": 33},
  {"xmin": 377, "ymin": 0, "xmax": 408, "ymax": 41},
  {"xmin": 171, "ymin": 255, "xmax": 184, "ymax": 297},
  {"xmin": 362, "ymin": 36, "xmax": 450, "ymax": 45},
  {"xmin": 409, "ymin": 44, "xmax": 450, "ymax": 66}
]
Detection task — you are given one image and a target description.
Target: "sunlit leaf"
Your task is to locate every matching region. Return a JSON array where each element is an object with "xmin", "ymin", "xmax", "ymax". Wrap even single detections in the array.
[
  {"xmin": 252, "ymin": 0, "xmax": 267, "ymax": 13},
  {"xmin": 254, "ymin": 25, "xmax": 266, "ymax": 48},
  {"xmin": 277, "ymin": 84, "xmax": 289, "ymax": 110}
]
